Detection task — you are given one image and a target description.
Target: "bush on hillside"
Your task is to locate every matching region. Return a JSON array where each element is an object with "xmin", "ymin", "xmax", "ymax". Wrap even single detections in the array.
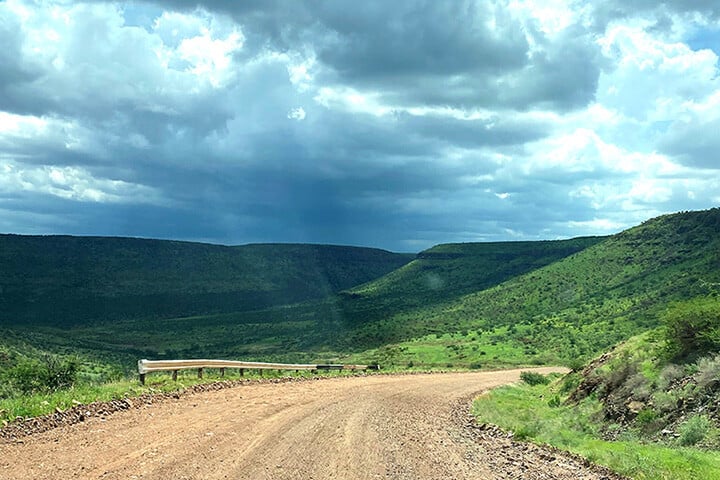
[
  {"xmin": 7, "ymin": 355, "xmax": 79, "ymax": 394},
  {"xmin": 656, "ymin": 364, "xmax": 685, "ymax": 391},
  {"xmin": 678, "ymin": 415, "xmax": 713, "ymax": 446},
  {"xmin": 663, "ymin": 296, "xmax": 720, "ymax": 360},
  {"xmin": 520, "ymin": 371, "xmax": 550, "ymax": 386},
  {"xmin": 695, "ymin": 354, "xmax": 720, "ymax": 390}
]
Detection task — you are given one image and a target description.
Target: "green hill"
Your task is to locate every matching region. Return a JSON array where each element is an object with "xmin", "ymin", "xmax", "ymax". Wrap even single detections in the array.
[
  {"xmin": 342, "ymin": 237, "xmax": 604, "ymax": 311},
  {"xmin": 346, "ymin": 208, "xmax": 720, "ymax": 367},
  {"xmin": 0, "ymin": 235, "xmax": 413, "ymax": 327}
]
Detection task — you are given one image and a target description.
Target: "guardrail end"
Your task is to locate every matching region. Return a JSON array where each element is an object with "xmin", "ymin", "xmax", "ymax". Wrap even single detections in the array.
[{"xmin": 137, "ymin": 359, "xmax": 148, "ymax": 375}]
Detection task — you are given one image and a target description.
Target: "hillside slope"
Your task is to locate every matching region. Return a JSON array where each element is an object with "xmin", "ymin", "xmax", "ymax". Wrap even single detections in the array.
[
  {"xmin": 343, "ymin": 237, "xmax": 604, "ymax": 311},
  {"xmin": 347, "ymin": 208, "xmax": 720, "ymax": 367},
  {"xmin": 0, "ymin": 235, "xmax": 413, "ymax": 326}
]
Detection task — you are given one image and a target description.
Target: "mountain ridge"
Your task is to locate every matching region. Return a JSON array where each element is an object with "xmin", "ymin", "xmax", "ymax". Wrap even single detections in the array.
[{"xmin": 0, "ymin": 235, "xmax": 413, "ymax": 326}]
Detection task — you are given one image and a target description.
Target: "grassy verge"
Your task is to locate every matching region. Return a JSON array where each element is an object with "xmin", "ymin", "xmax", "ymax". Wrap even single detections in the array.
[{"xmin": 472, "ymin": 376, "xmax": 720, "ymax": 480}]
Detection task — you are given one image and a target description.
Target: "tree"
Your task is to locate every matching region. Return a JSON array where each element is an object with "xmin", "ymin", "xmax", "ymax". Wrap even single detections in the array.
[{"xmin": 663, "ymin": 296, "xmax": 720, "ymax": 360}]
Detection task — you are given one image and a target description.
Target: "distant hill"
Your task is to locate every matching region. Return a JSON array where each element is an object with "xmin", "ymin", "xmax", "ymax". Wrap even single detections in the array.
[{"xmin": 0, "ymin": 235, "xmax": 413, "ymax": 326}]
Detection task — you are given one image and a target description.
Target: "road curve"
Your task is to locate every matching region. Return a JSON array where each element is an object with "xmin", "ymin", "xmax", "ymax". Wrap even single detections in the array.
[{"xmin": 1, "ymin": 368, "xmax": 619, "ymax": 480}]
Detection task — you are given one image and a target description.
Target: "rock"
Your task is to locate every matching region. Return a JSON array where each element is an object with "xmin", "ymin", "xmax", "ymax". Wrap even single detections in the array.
[{"xmin": 627, "ymin": 401, "xmax": 644, "ymax": 413}]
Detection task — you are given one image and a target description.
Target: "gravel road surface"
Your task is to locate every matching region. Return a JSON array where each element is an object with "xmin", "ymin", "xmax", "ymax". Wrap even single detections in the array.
[{"xmin": 1, "ymin": 369, "xmax": 623, "ymax": 479}]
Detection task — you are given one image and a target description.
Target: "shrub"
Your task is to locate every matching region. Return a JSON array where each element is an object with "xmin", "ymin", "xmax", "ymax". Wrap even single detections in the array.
[
  {"xmin": 564, "ymin": 357, "xmax": 586, "ymax": 373},
  {"xmin": 514, "ymin": 422, "xmax": 540, "ymax": 441},
  {"xmin": 9, "ymin": 359, "xmax": 48, "ymax": 394},
  {"xmin": 43, "ymin": 355, "xmax": 78, "ymax": 390},
  {"xmin": 560, "ymin": 373, "xmax": 581, "ymax": 394},
  {"xmin": 653, "ymin": 390, "xmax": 681, "ymax": 414},
  {"xmin": 623, "ymin": 373, "xmax": 651, "ymax": 402},
  {"xmin": 656, "ymin": 364, "xmax": 685, "ymax": 391},
  {"xmin": 635, "ymin": 408, "xmax": 663, "ymax": 435},
  {"xmin": 678, "ymin": 415, "xmax": 713, "ymax": 446},
  {"xmin": 7, "ymin": 355, "xmax": 79, "ymax": 394},
  {"xmin": 695, "ymin": 354, "xmax": 720, "ymax": 390},
  {"xmin": 663, "ymin": 297, "xmax": 720, "ymax": 360},
  {"xmin": 599, "ymin": 358, "xmax": 637, "ymax": 397},
  {"xmin": 520, "ymin": 371, "xmax": 549, "ymax": 386}
]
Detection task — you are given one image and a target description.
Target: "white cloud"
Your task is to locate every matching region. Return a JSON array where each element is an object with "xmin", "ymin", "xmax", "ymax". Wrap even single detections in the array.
[
  {"xmin": 0, "ymin": 111, "xmax": 108, "ymax": 158},
  {"xmin": 0, "ymin": 160, "xmax": 159, "ymax": 204},
  {"xmin": 567, "ymin": 218, "xmax": 625, "ymax": 232},
  {"xmin": 597, "ymin": 24, "xmax": 719, "ymax": 121},
  {"xmin": 314, "ymin": 86, "xmax": 393, "ymax": 116},
  {"xmin": 524, "ymin": 128, "xmax": 682, "ymax": 177},
  {"xmin": 287, "ymin": 107, "xmax": 306, "ymax": 121}
]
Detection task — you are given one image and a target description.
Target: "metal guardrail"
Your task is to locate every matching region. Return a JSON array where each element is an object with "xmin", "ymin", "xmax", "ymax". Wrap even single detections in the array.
[{"xmin": 137, "ymin": 359, "xmax": 379, "ymax": 384}]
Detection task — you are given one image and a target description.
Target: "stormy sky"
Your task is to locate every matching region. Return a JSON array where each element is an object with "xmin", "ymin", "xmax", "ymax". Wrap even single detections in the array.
[{"xmin": 1, "ymin": 1, "xmax": 719, "ymax": 251}]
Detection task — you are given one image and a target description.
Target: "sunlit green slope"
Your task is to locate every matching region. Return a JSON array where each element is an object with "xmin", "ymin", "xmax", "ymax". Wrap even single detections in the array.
[{"xmin": 348, "ymin": 208, "xmax": 720, "ymax": 367}]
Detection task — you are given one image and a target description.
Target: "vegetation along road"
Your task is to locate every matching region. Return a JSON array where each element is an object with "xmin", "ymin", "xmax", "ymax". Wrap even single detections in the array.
[{"xmin": 1, "ymin": 369, "xmax": 624, "ymax": 480}]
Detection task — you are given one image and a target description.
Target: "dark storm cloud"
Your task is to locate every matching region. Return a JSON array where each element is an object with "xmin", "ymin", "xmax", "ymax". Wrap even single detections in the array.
[
  {"xmin": 313, "ymin": 3, "xmax": 599, "ymax": 111},
  {"xmin": 311, "ymin": 2, "xmax": 528, "ymax": 77},
  {"xmin": 325, "ymin": 2, "xmax": 599, "ymax": 111},
  {"xmin": 147, "ymin": 0, "xmax": 601, "ymax": 112},
  {"xmin": 0, "ymin": 8, "xmax": 43, "ymax": 114},
  {"xmin": 400, "ymin": 113, "xmax": 550, "ymax": 148}
]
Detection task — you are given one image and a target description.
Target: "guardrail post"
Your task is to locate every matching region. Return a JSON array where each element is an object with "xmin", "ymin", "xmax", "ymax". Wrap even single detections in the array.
[
  {"xmin": 198, "ymin": 368, "xmax": 203, "ymax": 379},
  {"xmin": 220, "ymin": 368, "xmax": 225, "ymax": 378},
  {"xmin": 239, "ymin": 368, "xmax": 244, "ymax": 376},
  {"xmin": 138, "ymin": 359, "xmax": 147, "ymax": 385},
  {"xmin": 258, "ymin": 369, "xmax": 263, "ymax": 376},
  {"xmin": 172, "ymin": 370, "xmax": 178, "ymax": 381}
]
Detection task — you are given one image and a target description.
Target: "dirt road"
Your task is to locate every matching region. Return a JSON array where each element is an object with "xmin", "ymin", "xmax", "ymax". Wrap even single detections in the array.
[{"xmin": 1, "ymin": 369, "xmax": 621, "ymax": 479}]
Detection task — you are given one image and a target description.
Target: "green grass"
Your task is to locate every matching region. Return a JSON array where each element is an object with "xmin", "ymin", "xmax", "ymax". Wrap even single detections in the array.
[
  {"xmin": 343, "ymin": 327, "xmax": 542, "ymax": 369},
  {"xmin": 473, "ymin": 378, "xmax": 720, "ymax": 480}
]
